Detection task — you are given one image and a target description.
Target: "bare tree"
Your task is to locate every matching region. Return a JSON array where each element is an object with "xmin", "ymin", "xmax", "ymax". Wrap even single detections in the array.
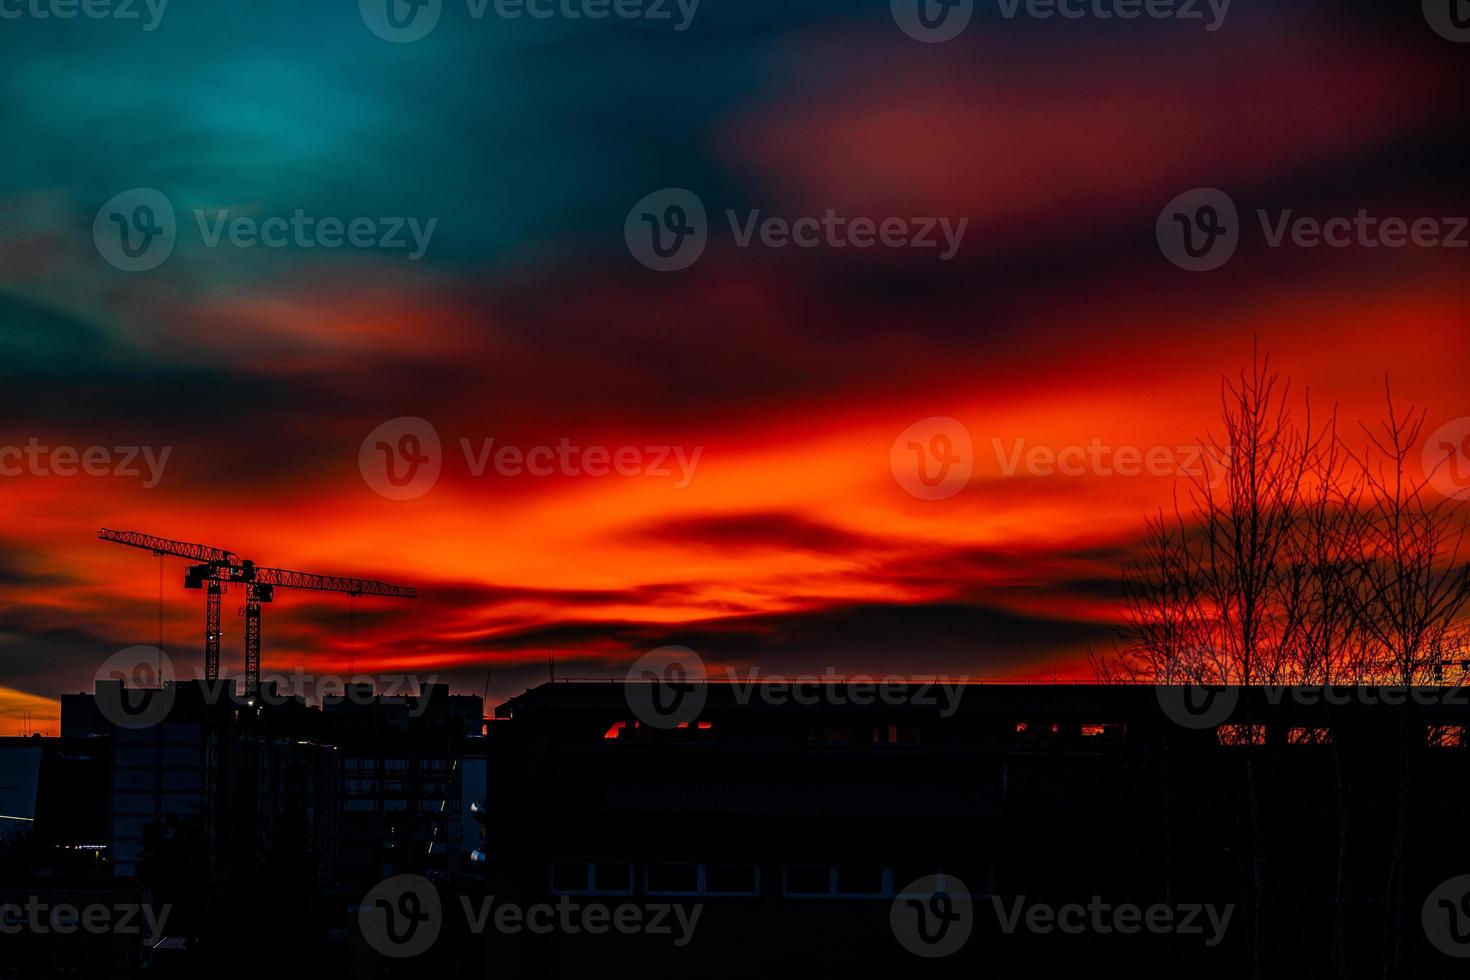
[{"xmin": 1350, "ymin": 385, "xmax": 1470, "ymax": 980}]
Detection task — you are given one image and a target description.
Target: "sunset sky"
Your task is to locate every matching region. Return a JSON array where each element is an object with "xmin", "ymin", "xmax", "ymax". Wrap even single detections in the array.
[{"xmin": 1, "ymin": 1, "xmax": 1466, "ymax": 732}]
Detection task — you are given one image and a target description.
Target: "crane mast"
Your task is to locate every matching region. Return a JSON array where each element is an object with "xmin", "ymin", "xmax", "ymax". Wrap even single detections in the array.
[{"xmin": 98, "ymin": 529, "xmax": 416, "ymax": 692}]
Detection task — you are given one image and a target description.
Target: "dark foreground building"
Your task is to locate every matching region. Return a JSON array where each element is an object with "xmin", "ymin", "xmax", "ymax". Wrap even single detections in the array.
[{"xmin": 470, "ymin": 682, "xmax": 1470, "ymax": 980}]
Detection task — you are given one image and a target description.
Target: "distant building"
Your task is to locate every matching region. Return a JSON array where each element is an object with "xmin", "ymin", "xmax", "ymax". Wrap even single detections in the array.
[{"xmin": 479, "ymin": 682, "xmax": 1470, "ymax": 978}]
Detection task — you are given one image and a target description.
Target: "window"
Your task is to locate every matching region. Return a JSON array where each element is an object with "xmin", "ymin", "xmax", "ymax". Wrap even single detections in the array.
[
  {"xmin": 894, "ymin": 868, "xmax": 945, "ymax": 894},
  {"xmin": 704, "ymin": 864, "xmax": 759, "ymax": 896},
  {"xmin": 1428, "ymin": 725, "xmax": 1465, "ymax": 749},
  {"xmin": 808, "ymin": 725, "xmax": 852, "ymax": 744},
  {"xmin": 1217, "ymin": 723, "xmax": 1266, "ymax": 746},
  {"xmin": 114, "ymin": 792, "xmax": 156, "ymax": 815},
  {"xmin": 594, "ymin": 863, "xmax": 634, "ymax": 894},
  {"xmin": 344, "ymin": 800, "xmax": 376, "ymax": 812},
  {"xmin": 383, "ymin": 799, "xmax": 409, "ymax": 812},
  {"xmin": 115, "ymin": 768, "xmax": 156, "ymax": 792},
  {"xmin": 872, "ymin": 724, "xmax": 920, "ymax": 745},
  {"xmin": 1287, "ymin": 727, "xmax": 1332, "ymax": 745},
  {"xmin": 646, "ymin": 863, "xmax": 700, "ymax": 895},
  {"xmin": 783, "ymin": 865, "xmax": 834, "ymax": 897},
  {"xmin": 836, "ymin": 866, "xmax": 887, "ymax": 897},
  {"xmin": 162, "ymin": 746, "xmax": 198, "ymax": 767},
  {"xmin": 551, "ymin": 862, "xmax": 592, "ymax": 894},
  {"xmin": 115, "ymin": 746, "xmax": 156, "ymax": 767}
]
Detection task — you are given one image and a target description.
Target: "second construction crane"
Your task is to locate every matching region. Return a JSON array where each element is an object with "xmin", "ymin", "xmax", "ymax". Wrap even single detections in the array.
[{"xmin": 98, "ymin": 529, "xmax": 416, "ymax": 692}]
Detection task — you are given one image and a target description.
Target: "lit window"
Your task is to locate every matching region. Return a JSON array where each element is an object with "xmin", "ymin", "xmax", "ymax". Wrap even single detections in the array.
[
  {"xmin": 1287, "ymin": 727, "xmax": 1331, "ymax": 745},
  {"xmin": 872, "ymin": 724, "xmax": 921, "ymax": 745},
  {"xmin": 1428, "ymin": 725, "xmax": 1465, "ymax": 749},
  {"xmin": 1217, "ymin": 724, "xmax": 1266, "ymax": 746},
  {"xmin": 602, "ymin": 721, "xmax": 626, "ymax": 740}
]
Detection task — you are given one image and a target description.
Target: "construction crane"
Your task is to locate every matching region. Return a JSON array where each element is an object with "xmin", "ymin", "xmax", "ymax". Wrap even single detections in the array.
[
  {"xmin": 98, "ymin": 529, "xmax": 416, "ymax": 693},
  {"xmin": 98, "ymin": 529, "xmax": 240, "ymax": 682}
]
